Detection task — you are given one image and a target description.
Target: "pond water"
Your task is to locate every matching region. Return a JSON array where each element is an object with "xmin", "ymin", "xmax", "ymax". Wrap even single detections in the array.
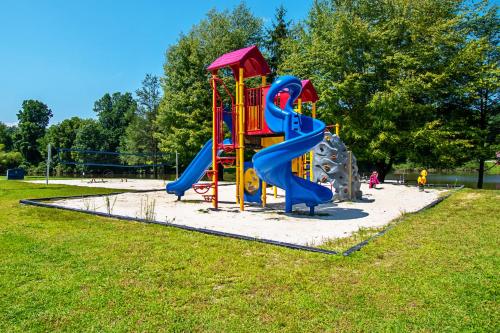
[{"xmin": 383, "ymin": 172, "xmax": 500, "ymax": 190}]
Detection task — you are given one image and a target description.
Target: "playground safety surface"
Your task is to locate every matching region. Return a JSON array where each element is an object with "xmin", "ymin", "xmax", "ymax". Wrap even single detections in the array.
[{"xmin": 27, "ymin": 179, "xmax": 446, "ymax": 249}]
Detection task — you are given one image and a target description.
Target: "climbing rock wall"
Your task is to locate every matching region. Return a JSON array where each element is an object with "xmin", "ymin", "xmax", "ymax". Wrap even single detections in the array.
[{"xmin": 312, "ymin": 132, "xmax": 362, "ymax": 201}]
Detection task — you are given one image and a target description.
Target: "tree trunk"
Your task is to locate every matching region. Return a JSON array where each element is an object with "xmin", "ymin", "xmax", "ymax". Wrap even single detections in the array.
[
  {"xmin": 477, "ymin": 158, "xmax": 484, "ymax": 189},
  {"xmin": 375, "ymin": 158, "xmax": 394, "ymax": 183},
  {"xmin": 152, "ymin": 133, "xmax": 158, "ymax": 179},
  {"xmin": 477, "ymin": 92, "xmax": 487, "ymax": 190},
  {"xmin": 153, "ymin": 150, "xmax": 158, "ymax": 179}
]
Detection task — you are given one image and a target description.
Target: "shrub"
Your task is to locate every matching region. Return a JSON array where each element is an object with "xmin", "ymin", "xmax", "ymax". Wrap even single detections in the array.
[{"xmin": 0, "ymin": 144, "xmax": 22, "ymax": 174}]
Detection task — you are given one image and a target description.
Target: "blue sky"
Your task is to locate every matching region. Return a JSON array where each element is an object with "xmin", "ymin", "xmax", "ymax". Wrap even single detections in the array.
[{"xmin": 0, "ymin": 0, "xmax": 311, "ymax": 125}]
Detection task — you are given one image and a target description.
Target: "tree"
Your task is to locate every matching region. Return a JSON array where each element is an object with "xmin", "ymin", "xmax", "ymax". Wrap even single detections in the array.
[
  {"xmin": 74, "ymin": 120, "xmax": 107, "ymax": 152},
  {"xmin": 156, "ymin": 3, "xmax": 263, "ymax": 166},
  {"xmin": 15, "ymin": 100, "xmax": 52, "ymax": 164},
  {"xmin": 264, "ymin": 5, "xmax": 291, "ymax": 81},
  {"xmin": 73, "ymin": 120, "xmax": 108, "ymax": 169},
  {"xmin": 281, "ymin": 0, "xmax": 488, "ymax": 181},
  {"xmin": 0, "ymin": 122, "xmax": 16, "ymax": 151},
  {"xmin": 459, "ymin": 2, "xmax": 499, "ymax": 188},
  {"xmin": 93, "ymin": 92, "xmax": 137, "ymax": 152},
  {"xmin": 408, "ymin": 1, "xmax": 499, "ymax": 186},
  {"xmin": 136, "ymin": 74, "xmax": 161, "ymax": 117},
  {"xmin": 39, "ymin": 117, "xmax": 91, "ymax": 172},
  {"xmin": 0, "ymin": 144, "xmax": 22, "ymax": 174},
  {"xmin": 120, "ymin": 74, "xmax": 162, "ymax": 176}
]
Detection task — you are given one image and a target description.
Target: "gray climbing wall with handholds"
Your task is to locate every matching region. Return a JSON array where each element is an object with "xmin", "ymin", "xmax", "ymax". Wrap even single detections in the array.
[{"xmin": 312, "ymin": 131, "xmax": 362, "ymax": 201}]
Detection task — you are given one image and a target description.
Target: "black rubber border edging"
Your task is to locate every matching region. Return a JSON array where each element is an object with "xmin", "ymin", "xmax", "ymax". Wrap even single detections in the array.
[
  {"xmin": 19, "ymin": 192, "xmax": 338, "ymax": 256},
  {"xmin": 341, "ymin": 185, "xmax": 464, "ymax": 256}
]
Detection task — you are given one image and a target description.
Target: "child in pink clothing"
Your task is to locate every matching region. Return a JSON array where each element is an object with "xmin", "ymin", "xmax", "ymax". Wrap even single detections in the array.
[{"xmin": 369, "ymin": 171, "xmax": 380, "ymax": 189}]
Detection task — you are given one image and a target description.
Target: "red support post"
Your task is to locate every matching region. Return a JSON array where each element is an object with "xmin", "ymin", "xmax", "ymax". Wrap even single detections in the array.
[{"xmin": 211, "ymin": 76, "xmax": 219, "ymax": 209}]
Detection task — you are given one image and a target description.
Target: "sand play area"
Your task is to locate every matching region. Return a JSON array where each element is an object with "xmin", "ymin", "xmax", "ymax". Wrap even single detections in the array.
[
  {"xmin": 28, "ymin": 179, "xmax": 446, "ymax": 246},
  {"xmin": 30, "ymin": 178, "xmax": 168, "ymax": 191}
]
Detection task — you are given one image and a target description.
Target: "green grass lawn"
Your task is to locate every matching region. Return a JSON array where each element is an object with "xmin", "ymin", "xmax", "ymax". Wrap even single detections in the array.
[
  {"xmin": 0, "ymin": 181, "xmax": 498, "ymax": 332},
  {"xmin": 485, "ymin": 161, "xmax": 500, "ymax": 175}
]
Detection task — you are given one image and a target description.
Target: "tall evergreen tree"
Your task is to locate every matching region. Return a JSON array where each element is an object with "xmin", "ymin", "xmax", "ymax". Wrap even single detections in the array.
[
  {"xmin": 120, "ymin": 74, "xmax": 162, "ymax": 176},
  {"xmin": 264, "ymin": 5, "xmax": 291, "ymax": 81}
]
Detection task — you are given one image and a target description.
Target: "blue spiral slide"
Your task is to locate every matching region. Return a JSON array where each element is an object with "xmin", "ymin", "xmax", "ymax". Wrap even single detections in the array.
[{"xmin": 253, "ymin": 76, "xmax": 332, "ymax": 214}]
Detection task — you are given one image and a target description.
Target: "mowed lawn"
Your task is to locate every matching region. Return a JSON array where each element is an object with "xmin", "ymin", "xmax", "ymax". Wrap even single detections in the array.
[{"xmin": 0, "ymin": 181, "xmax": 498, "ymax": 332}]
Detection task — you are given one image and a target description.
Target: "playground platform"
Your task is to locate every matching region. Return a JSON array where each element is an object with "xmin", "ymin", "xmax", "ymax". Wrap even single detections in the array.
[{"xmin": 27, "ymin": 179, "xmax": 446, "ymax": 246}]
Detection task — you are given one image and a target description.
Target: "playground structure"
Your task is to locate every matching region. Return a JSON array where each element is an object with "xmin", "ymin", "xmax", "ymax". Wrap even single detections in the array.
[
  {"xmin": 313, "ymin": 131, "xmax": 362, "ymax": 201},
  {"xmin": 167, "ymin": 45, "xmax": 359, "ymax": 214}
]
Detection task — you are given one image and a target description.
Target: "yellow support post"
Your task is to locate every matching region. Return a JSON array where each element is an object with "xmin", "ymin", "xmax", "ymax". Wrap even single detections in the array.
[
  {"xmin": 296, "ymin": 98, "xmax": 304, "ymax": 178},
  {"xmin": 335, "ymin": 123, "xmax": 340, "ymax": 136},
  {"xmin": 261, "ymin": 75, "xmax": 267, "ymax": 208},
  {"xmin": 261, "ymin": 181, "xmax": 267, "ymax": 207},
  {"xmin": 238, "ymin": 67, "xmax": 245, "ymax": 211},
  {"xmin": 310, "ymin": 102, "xmax": 316, "ymax": 182},
  {"xmin": 274, "ymin": 185, "xmax": 277, "ymax": 198}
]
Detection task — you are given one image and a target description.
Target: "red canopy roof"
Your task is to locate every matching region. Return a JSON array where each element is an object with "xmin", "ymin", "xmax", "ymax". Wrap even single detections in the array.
[
  {"xmin": 207, "ymin": 45, "xmax": 271, "ymax": 79},
  {"xmin": 300, "ymin": 80, "xmax": 319, "ymax": 103}
]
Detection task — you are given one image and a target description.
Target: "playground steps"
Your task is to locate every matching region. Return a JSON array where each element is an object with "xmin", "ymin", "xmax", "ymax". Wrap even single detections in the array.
[
  {"xmin": 221, "ymin": 143, "xmax": 237, "ymax": 152},
  {"xmin": 202, "ymin": 194, "xmax": 216, "ymax": 202},
  {"xmin": 191, "ymin": 169, "xmax": 216, "ymax": 194},
  {"xmin": 192, "ymin": 183, "xmax": 213, "ymax": 194},
  {"xmin": 219, "ymin": 156, "xmax": 236, "ymax": 168},
  {"xmin": 303, "ymin": 154, "xmax": 311, "ymax": 178},
  {"xmin": 291, "ymin": 113, "xmax": 300, "ymax": 132}
]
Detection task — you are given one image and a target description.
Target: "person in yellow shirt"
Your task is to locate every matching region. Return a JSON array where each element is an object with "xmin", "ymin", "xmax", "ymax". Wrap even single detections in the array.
[{"xmin": 417, "ymin": 169, "xmax": 427, "ymax": 191}]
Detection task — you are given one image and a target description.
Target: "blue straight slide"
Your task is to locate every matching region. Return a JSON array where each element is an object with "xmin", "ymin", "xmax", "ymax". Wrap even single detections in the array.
[
  {"xmin": 167, "ymin": 109, "xmax": 233, "ymax": 198},
  {"xmin": 166, "ymin": 138, "xmax": 231, "ymax": 198},
  {"xmin": 253, "ymin": 76, "xmax": 332, "ymax": 214}
]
